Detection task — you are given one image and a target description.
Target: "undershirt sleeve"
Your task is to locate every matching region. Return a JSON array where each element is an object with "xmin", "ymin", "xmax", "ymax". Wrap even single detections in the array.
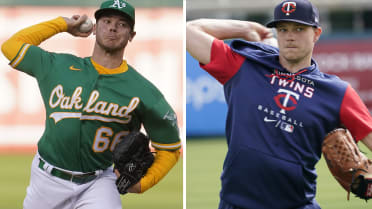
[
  {"xmin": 199, "ymin": 39, "xmax": 245, "ymax": 85},
  {"xmin": 340, "ymin": 85, "xmax": 372, "ymax": 142},
  {"xmin": 1, "ymin": 17, "xmax": 67, "ymax": 65}
]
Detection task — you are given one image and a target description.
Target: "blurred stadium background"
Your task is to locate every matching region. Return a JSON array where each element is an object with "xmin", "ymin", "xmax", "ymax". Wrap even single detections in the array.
[
  {"xmin": 0, "ymin": 0, "xmax": 182, "ymax": 208},
  {"xmin": 186, "ymin": 0, "xmax": 372, "ymax": 209}
]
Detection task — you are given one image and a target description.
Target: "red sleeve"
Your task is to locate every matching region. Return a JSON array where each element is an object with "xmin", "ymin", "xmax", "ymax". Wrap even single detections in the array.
[
  {"xmin": 200, "ymin": 39, "xmax": 245, "ymax": 84},
  {"xmin": 340, "ymin": 85, "xmax": 372, "ymax": 142}
]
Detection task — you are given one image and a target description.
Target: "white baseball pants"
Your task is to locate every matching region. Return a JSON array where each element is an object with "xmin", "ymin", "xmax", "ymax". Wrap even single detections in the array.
[{"xmin": 23, "ymin": 153, "xmax": 122, "ymax": 209}]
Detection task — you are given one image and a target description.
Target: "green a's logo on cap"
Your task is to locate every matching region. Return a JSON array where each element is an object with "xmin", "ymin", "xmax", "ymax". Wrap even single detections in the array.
[
  {"xmin": 95, "ymin": 0, "xmax": 135, "ymax": 28},
  {"xmin": 110, "ymin": 0, "xmax": 127, "ymax": 9}
]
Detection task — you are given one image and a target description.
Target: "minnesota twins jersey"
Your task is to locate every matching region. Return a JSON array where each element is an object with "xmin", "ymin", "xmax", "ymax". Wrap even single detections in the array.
[
  {"xmin": 201, "ymin": 39, "xmax": 372, "ymax": 209},
  {"xmin": 11, "ymin": 43, "xmax": 181, "ymax": 172}
]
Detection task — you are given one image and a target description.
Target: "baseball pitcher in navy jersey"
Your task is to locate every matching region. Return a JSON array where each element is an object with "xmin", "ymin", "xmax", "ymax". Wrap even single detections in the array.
[
  {"xmin": 187, "ymin": 0, "xmax": 372, "ymax": 208},
  {"xmin": 1, "ymin": 0, "xmax": 181, "ymax": 208}
]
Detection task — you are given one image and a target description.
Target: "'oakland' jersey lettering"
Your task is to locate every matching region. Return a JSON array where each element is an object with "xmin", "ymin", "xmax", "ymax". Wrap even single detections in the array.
[{"xmin": 12, "ymin": 44, "xmax": 181, "ymax": 172}]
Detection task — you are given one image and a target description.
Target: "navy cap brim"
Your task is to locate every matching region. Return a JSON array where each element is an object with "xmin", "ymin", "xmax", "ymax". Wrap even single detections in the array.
[{"xmin": 266, "ymin": 19, "xmax": 318, "ymax": 28}]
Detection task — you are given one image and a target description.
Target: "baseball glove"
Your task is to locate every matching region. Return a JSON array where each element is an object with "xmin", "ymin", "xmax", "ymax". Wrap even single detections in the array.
[
  {"xmin": 112, "ymin": 131, "xmax": 154, "ymax": 194},
  {"xmin": 322, "ymin": 128, "xmax": 372, "ymax": 200}
]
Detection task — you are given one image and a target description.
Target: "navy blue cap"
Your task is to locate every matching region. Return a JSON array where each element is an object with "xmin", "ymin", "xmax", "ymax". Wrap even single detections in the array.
[{"xmin": 266, "ymin": 0, "xmax": 320, "ymax": 28}]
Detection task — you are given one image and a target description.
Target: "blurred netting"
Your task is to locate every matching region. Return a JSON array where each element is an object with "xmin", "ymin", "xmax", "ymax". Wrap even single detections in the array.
[
  {"xmin": 0, "ymin": 0, "xmax": 182, "ymax": 7},
  {"xmin": 187, "ymin": 0, "xmax": 372, "ymax": 36}
]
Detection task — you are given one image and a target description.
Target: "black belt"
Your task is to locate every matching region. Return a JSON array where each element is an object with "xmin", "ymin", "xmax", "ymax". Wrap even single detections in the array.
[{"xmin": 38, "ymin": 158, "xmax": 97, "ymax": 184}]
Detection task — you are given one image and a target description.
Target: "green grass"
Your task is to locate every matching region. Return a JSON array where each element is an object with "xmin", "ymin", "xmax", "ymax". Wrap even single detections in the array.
[
  {"xmin": 0, "ymin": 153, "xmax": 182, "ymax": 209},
  {"xmin": 187, "ymin": 138, "xmax": 372, "ymax": 209},
  {"xmin": 2, "ymin": 139, "xmax": 371, "ymax": 209},
  {"xmin": 122, "ymin": 157, "xmax": 183, "ymax": 209}
]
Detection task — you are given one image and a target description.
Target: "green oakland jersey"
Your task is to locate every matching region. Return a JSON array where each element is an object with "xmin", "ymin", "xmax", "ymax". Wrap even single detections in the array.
[{"xmin": 12, "ymin": 43, "xmax": 181, "ymax": 172}]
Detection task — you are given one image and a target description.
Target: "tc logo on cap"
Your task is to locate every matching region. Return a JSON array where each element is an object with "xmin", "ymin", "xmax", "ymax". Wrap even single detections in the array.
[{"xmin": 281, "ymin": 2, "xmax": 296, "ymax": 16}]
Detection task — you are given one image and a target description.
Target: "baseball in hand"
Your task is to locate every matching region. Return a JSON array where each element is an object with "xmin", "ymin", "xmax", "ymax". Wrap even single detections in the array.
[
  {"xmin": 79, "ymin": 18, "xmax": 93, "ymax": 33},
  {"xmin": 262, "ymin": 37, "xmax": 278, "ymax": 48}
]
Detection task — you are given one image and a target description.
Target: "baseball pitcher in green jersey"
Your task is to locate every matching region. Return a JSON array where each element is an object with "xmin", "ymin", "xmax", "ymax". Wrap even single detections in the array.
[{"xmin": 1, "ymin": 0, "xmax": 182, "ymax": 208}]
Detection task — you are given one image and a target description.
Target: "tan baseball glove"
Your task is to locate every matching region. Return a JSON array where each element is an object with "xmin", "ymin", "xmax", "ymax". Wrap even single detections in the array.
[{"xmin": 322, "ymin": 128, "xmax": 372, "ymax": 200}]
